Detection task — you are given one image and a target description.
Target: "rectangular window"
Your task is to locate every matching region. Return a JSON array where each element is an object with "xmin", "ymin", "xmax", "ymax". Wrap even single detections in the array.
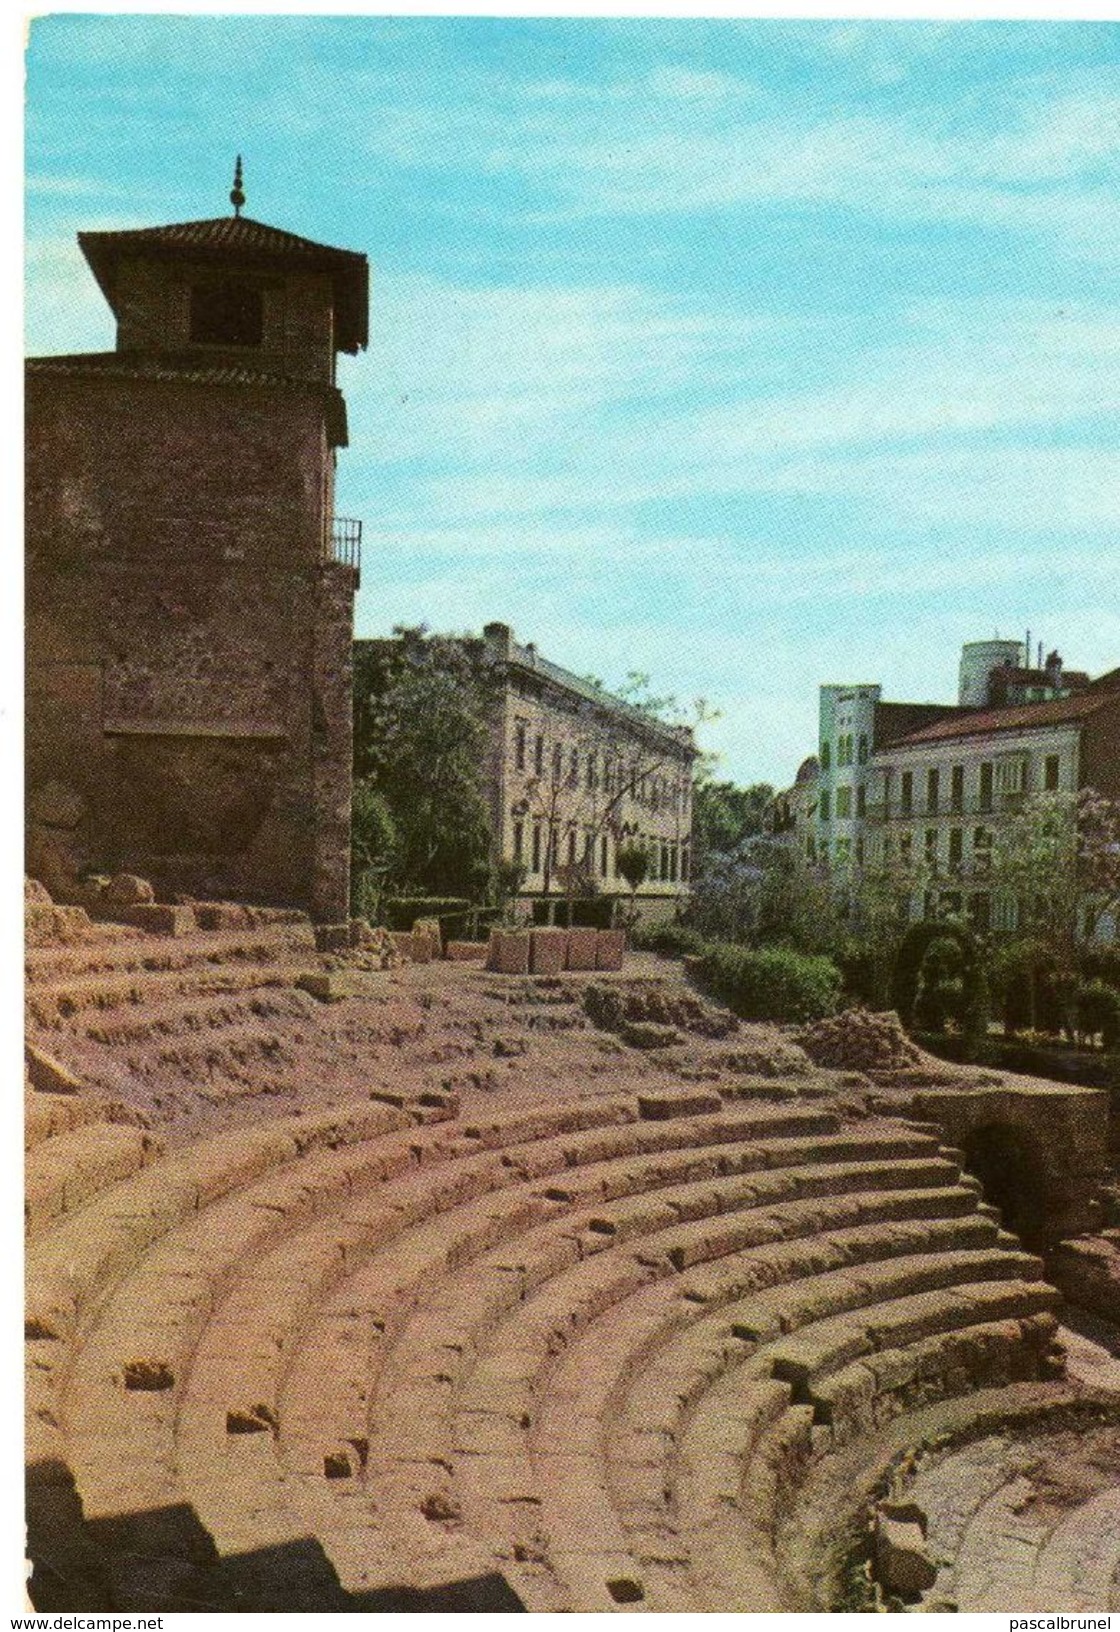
[
  {"xmin": 515, "ymin": 724, "xmax": 527, "ymax": 772},
  {"xmin": 567, "ymin": 829, "xmax": 577, "ymax": 867},
  {"xmin": 550, "ymin": 825, "xmax": 559, "ymax": 865},
  {"xmin": 190, "ymin": 279, "xmax": 263, "ymax": 347},
  {"xmin": 531, "ymin": 823, "xmax": 542, "ymax": 873},
  {"xmin": 925, "ymin": 828, "xmax": 938, "ymax": 867},
  {"xmin": 900, "ymin": 771, "xmax": 913, "ymax": 816},
  {"xmin": 900, "ymin": 830, "xmax": 913, "ymax": 862},
  {"xmin": 926, "ymin": 768, "xmax": 939, "ymax": 814},
  {"xmin": 1045, "ymin": 754, "xmax": 1060, "ymax": 791},
  {"xmin": 535, "ymin": 736, "xmax": 545, "ymax": 776},
  {"xmin": 979, "ymin": 761, "xmax": 993, "ymax": 812},
  {"xmin": 820, "ymin": 741, "xmax": 832, "ymax": 770},
  {"xmin": 819, "ymin": 789, "xmax": 831, "ymax": 822},
  {"xmin": 568, "ymin": 749, "xmax": 579, "ymax": 787},
  {"xmin": 553, "ymin": 745, "xmax": 563, "ymax": 782},
  {"xmin": 951, "ymin": 764, "xmax": 964, "ymax": 813},
  {"xmin": 587, "ymin": 753, "xmax": 597, "ymax": 790},
  {"xmin": 993, "ymin": 892, "xmax": 1019, "ymax": 932},
  {"xmin": 600, "ymin": 833, "xmax": 609, "ymax": 877},
  {"xmin": 858, "ymin": 733, "xmax": 869, "ymax": 765},
  {"xmin": 948, "ymin": 828, "xmax": 963, "ymax": 872},
  {"xmin": 855, "ymin": 836, "xmax": 865, "ymax": 866},
  {"xmin": 836, "ymin": 785, "xmax": 852, "ymax": 819},
  {"xmin": 513, "ymin": 821, "xmax": 524, "ymax": 863},
  {"xmin": 995, "ymin": 757, "xmax": 1025, "ymax": 796},
  {"xmin": 681, "ymin": 842, "xmax": 690, "ymax": 881}
]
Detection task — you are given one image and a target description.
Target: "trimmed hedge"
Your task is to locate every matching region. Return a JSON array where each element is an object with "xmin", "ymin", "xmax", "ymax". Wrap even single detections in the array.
[
  {"xmin": 531, "ymin": 897, "xmax": 615, "ymax": 929},
  {"xmin": 690, "ymin": 942, "xmax": 841, "ymax": 1023},
  {"xmin": 630, "ymin": 919, "xmax": 707, "ymax": 958},
  {"xmin": 383, "ymin": 896, "xmax": 472, "ymax": 932}
]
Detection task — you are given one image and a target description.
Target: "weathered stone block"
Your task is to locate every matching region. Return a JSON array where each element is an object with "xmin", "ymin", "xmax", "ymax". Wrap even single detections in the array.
[
  {"xmin": 314, "ymin": 922, "xmax": 352, "ymax": 954},
  {"xmin": 412, "ymin": 917, "xmax": 443, "ymax": 957},
  {"xmin": 873, "ymin": 1504, "xmax": 937, "ymax": 1598},
  {"xmin": 530, "ymin": 928, "xmax": 568, "ymax": 975},
  {"xmin": 565, "ymin": 927, "xmax": 598, "ymax": 971},
  {"xmin": 104, "ymin": 872, "xmax": 155, "ymax": 906},
  {"xmin": 113, "ymin": 904, "xmax": 196, "ymax": 937},
  {"xmin": 595, "ymin": 929, "xmax": 626, "ymax": 971},
  {"xmin": 446, "ymin": 941, "xmax": 489, "ymax": 962},
  {"xmin": 25, "ymin": 1042, "xmax": 84, "ymax": 1096},
  {"xmin": 488, "ymin": 930, "xmax": 530, "ymax": 975}
]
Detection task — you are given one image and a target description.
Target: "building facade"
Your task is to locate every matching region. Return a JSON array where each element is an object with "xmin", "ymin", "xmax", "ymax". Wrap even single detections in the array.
[
  {"xmin": 774, "ymin": 641, "xmax": 1120, "ymax": 937},
  {"xmin": 26, "ymin": 184, "xmax": 368, "ymax": 920},
  {"xmin": 864, "ymin": 681, "xmax": 1120, "ymax": 933},
  {"xmin": 480, "ymin": 624, "xmax": 697, "ymax": 915}
]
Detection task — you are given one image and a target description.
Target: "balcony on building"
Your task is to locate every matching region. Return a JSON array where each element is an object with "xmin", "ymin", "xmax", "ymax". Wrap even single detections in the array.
[{"xmin": 329, "ymin": 515, "xmax": 362, "ymax": 586}]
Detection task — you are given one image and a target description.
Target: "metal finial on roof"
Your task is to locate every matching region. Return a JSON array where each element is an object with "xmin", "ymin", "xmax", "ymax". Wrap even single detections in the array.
[{"xmin": 230, "ymin": 154, "xmax": 245, "ymax": 217}]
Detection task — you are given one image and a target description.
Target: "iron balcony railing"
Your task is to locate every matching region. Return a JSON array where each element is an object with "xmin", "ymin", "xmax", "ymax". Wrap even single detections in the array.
[
  {"xmin": 330, "ymin": 516, "xmax": 362, "ymax": 584},
  {"xmin": 863, "ymin": 792, "xmax": 1026, "ymax": 822}
]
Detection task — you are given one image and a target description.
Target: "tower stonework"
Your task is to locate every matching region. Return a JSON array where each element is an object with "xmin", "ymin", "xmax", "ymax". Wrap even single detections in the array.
[{"xmin": 26, "ymin": 201, "xmax": 368, "ymax": 921}]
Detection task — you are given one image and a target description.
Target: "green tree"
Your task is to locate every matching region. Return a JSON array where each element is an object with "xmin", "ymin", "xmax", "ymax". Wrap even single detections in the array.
[
  {"xmin": 352, "ymin": 629, "xmax": 496, "ymax": 903},
  {"xmin": 350, "ymin": 777, "xmax": 397, "ymax": 919},
  {"xmin": 615, "ymin": 840, "xmax": 651, "ymax": 927},
  {"xmin": 692, "ymin": 779, "xmax": 776, "ymax": 865},
  {"xmin": 990, "ymin": 788, "xmax": 1120, "ymax": 1034}
]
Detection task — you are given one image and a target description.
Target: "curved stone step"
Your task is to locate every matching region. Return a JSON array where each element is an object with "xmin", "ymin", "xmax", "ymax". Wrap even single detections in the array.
[
  {"xmin": 25, "ymin": 1089, "xmax": 145, "ymax": 1153},
  {"xmin": 1030, "ymin": 1486, "xmax": 1120, "ymax": 1611},
  {"xmin": 26, "ymin": 1122, "xmax": 163, "ymax": 1238},
  {"xmin": 25, "ymin": 922, "xmax": 316, "ymax": 987}
]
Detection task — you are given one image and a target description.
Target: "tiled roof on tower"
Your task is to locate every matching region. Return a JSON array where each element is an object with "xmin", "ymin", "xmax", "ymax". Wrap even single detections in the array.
[{"xmin": 79, "ymin": 213, "xmax": 369, "ymax": 353}]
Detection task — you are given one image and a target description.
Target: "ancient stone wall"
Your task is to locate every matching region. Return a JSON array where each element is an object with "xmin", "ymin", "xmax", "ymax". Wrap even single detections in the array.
[
  {"xmin": 26, "ymin": 367, "xmax": 354, "ymax": 919},
  {"xmin": 913, "ymin": 1082, "xmax": 1109, "ymax": 1245}
]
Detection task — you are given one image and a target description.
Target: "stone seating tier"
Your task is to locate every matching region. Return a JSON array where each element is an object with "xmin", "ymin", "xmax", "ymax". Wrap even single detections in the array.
[{"xmin": 26, "ymin": 1074, "xmax": 1075, "ymax": 1614}]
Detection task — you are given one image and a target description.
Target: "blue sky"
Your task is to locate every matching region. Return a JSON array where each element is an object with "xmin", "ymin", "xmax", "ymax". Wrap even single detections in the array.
[{"xmin": 24, "ymin": 15, "xmax": 1120, "ymax": 786}]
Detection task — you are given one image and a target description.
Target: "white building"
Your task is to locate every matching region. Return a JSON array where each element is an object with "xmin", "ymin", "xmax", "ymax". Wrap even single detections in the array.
[{"xmin": 776, "ymin": 642, "xmax": 1120, "ymax": 935}]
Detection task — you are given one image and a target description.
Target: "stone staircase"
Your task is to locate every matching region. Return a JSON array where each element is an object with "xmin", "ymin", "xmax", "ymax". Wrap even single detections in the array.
[
  {"xmin": 25, "ymin": 913, "xmax": 322, "ymax": 1116},
  {"xmin": 26, "ymin": 1078, "xmax": 1077, "ymax": 1613}
]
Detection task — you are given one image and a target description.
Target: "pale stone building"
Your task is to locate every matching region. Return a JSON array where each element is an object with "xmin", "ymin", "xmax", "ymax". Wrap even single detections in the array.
[{"xmin": 480, "ymin": 623, "xmax": 697, "ymax": 918}]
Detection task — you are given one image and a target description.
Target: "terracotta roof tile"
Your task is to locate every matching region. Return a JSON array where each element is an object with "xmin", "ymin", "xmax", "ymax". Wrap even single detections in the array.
[
  {"xmin": 78, "ymin": 215, "xmax": 368, "ymax": 353},
  {"xmin": 886, "ymin": 688, "xmax": 1118, "ymax": 748}
]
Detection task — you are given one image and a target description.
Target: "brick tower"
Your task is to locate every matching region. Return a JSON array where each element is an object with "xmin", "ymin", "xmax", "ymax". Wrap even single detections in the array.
[{"xmin": 26, "ymin": 165, "xmax": 368, "ymax": 921}]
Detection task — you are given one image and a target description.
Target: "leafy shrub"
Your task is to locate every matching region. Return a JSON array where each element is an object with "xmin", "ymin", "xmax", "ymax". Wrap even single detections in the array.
[
  {"xmin": 1079, "ymin": 947, "xmax": 1120, "ymax": 994},
  {"xmin": 630, "ymin": 919, "xmax": 706, "ymax": 958},
  {"xmin": 1076, "ymin": 980, "xmax": 1120, "ymax": 1050},
  {"xmin": 691, "ymin": 942, "xmax": 841, "ymax": 1023}
]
